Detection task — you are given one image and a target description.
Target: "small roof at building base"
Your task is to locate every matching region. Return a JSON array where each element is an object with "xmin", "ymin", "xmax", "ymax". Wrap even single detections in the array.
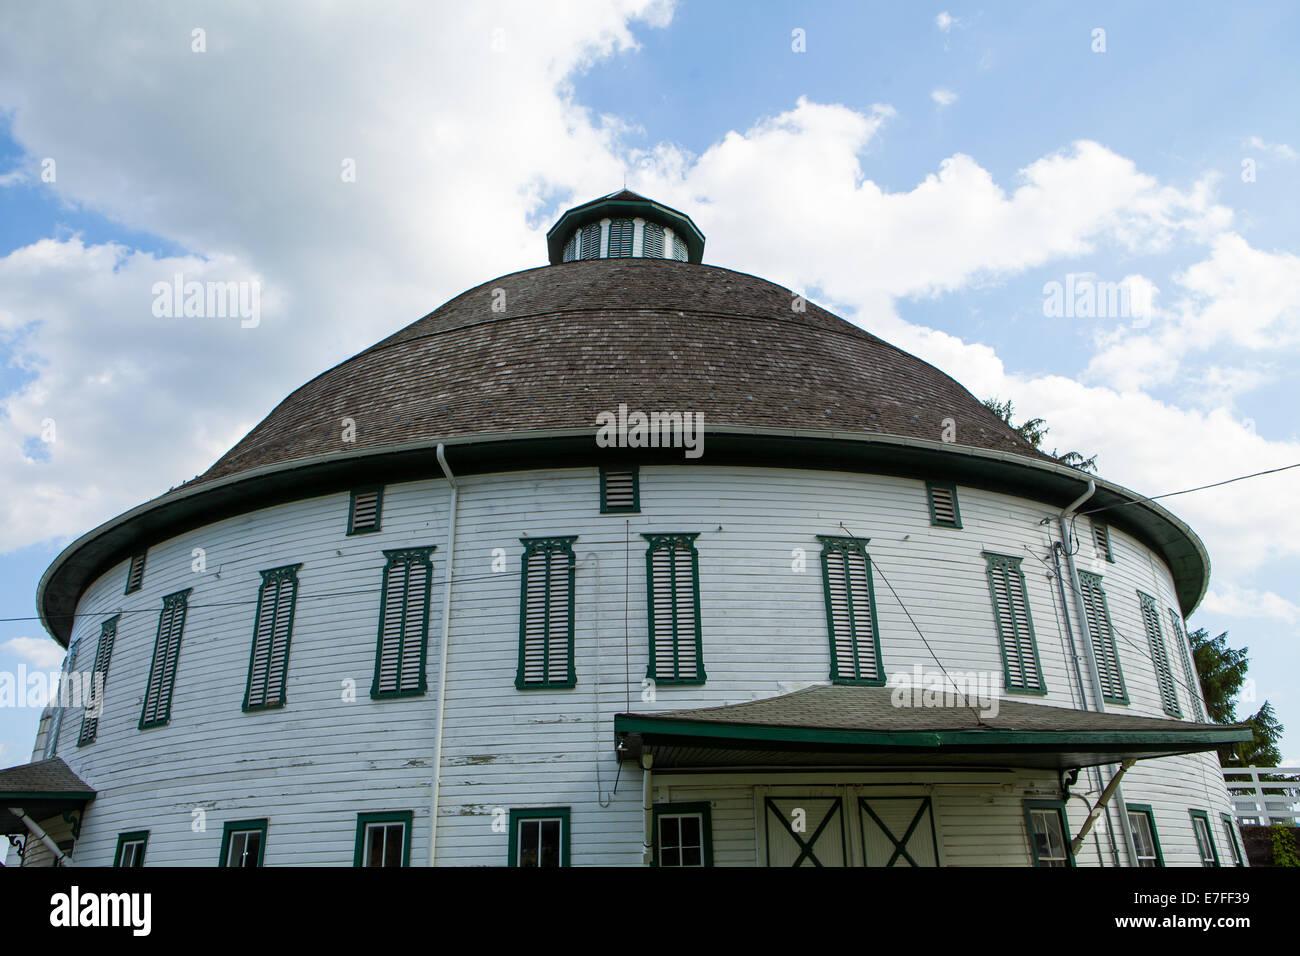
[{"xmin": 0, "ymin": 757, "xmax": 96, "ymax": 835}]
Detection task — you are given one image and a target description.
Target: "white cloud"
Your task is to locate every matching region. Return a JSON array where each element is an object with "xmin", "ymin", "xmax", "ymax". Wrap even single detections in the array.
[
  {"xmin": 1243, "ymin": 136, "xmax": 1298, "ymax": 161},
  {"xmin": 931, "ymin": 87, "xmax": 958, "ymax": 107},
  {"xmin": 0, "ymin": 167, "xmax": 25, "ymax": 186},
  {"xmin": 1201, "ymin": 585, "xmax": 1300, "ymax": 628},
  {"xmin": 935, "ymin": 12, "xmax": 956, "ymax": 32},
  {"xmin": 2, "ymin": 636, "xmax": 66, "ymax": 669}
]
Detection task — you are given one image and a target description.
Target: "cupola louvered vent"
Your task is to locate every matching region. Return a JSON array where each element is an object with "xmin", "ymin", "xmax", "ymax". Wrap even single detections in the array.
[
  {"xmin": 642, "ymin": 221, "xmax": 664, "ymax": 258},
  {"xmin": 672, "ymin": 235, "xmax": 688, "ymax": 261},
  {"xmin": 600, "ymin": 467, "xmax": 639, "ymax": 513},
  {"xmin": 579, "ymin": 223, "xmax": 601, "ymax": 259},
  {"xmin": 607, "ymin": 219, "xmax": 634, "ymax": 257},
  {"xmin": 926, "ymin": 482, "xmax": 962, "ymax": 528},
  {"xmin": 348, "ymin": 488, "xmax": 383, "ymax": 535},
  {"xmin": 125, "ymin": 552, "xmax": 146, "ymax": 594}
]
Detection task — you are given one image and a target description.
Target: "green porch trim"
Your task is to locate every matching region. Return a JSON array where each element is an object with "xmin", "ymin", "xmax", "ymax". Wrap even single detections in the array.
[
  {"xmin": 515, "ymin": 536, "xmax": 578, "ymax": 690},
  {"xmin": 507, "ymin": 807, "xmax": 571, "ymax": 867},
  {"xmin": 113, "ymin": 830, "xmax": 149, "ymax": 867},
  {"xmin": 1126, "ymin": 802, "xmax": 1165, "ymax": 867},
  {"xmin": 218, "ymin": 818, "xmax": 268, "ymax": 867},
  {"xmin": 1024, "ymin": 799, "xmax": 1075, "ymax": 867},
  {"xmin": 651, "ymin": 801, "xmax": 713, "ymax": 867},
  {"xmin": 353, "ymin": 810, "xmax": 414, "ymax": 867}
]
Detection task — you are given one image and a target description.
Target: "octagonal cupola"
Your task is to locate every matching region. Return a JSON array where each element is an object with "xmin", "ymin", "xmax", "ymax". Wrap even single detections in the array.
[{"xmin": 546, "ymin": 189, "xmax": 706, "ymax": 264}]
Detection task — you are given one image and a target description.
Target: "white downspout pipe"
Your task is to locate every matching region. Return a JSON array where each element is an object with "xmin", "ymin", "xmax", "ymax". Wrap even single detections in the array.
[
  {"xmin": 428, "ymin": 444, "xmax": 459, "ymax": 866},
  {"xmin": 641, "ymin": 754, "xmax": 654, "ymax": 865},
  {"xmin": 9, "ymin": 807, "xmax": 73, "ymax": 865}
]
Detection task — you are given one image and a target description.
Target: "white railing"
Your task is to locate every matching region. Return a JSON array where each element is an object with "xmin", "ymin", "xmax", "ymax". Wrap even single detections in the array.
[{"xmin": 1224, "ymin": 766, "xmax": 1300, "ymax": 826}]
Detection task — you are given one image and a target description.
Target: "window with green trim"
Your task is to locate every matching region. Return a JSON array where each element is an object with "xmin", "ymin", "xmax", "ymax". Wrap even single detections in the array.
[
  {"xmin": 1024, "ymin": 800, "xmax": 1073, "ymax": 867},
  {"xmin": 579, "ymin": 223, "xmax": 601, "ymax": 259},
  {"xmin": 1077, "ymin": 571, "xmax": 1128, "ymax": 704},
  {"xmin": 1138, "ymin": 591, "xmax": 1180, "ymax": 717},
  {"xmin": 818, "ymin": 535, "xmax": 884, "ymax": 685},
  {"xmin": 347, "ymin": 487, "xmax": 383, "ymax": 535},
  {"xmin": 371, "ymin": 548, "xmax": 434, "ymax": 698},
  {"xmin": 219, "ymin": 819, "xmax": 268, "ymax": 867},
  {"xmin": 599, "ymin": 466, "xmax": 639, "ymax": 513},
  {"xmin": 243, "ymin": 564, "xmax": 301, "ymax": 711},
  {"xmin": 139, "ymin": 589, "xmax": 191, "ymax": 729},
  {"xmin": 1126, "ymin": 804, "xmax": 1164, "ymax": 867},
  {"xmin": 643, "ymin": 533, "xmax": 705, "ymax": 684},
  {"xmin": 1220, "ymin": 813, "xmax": 1245, "ymax": 866},
  {"xmin": 125, "ymin": 551, "xmax": 146, "ymax": 594},
  {"xmin": 653, "ymin": 802, "xmax": 712, "ymax": 867},
  {"xmin": 1168, "ymin": 607, "xmax": 1206, "ymax": 721},
  {"xmin": 984, "ymin": 553, "xmax": 1045, "ymax": 693},
  {"xmin": 926, "ymin": 481, "xmax": 962, "ymax": 528},
  {"xmin": 508, "ymin": 808, "xmax": 570, "ymax": 867},
  {"xmin": 354, "ymin": 811, "xmax": 413, "ymax": 867},
  {"xmin": 516, "ymin": 536, "xmax": 577, "ymax": 689},
  {"xmin": 607, "ymin": 218, "xmax": 634, "ymax": 257},
  {"xmin": 1093, "ymin": 521, "xmax": 1114, "ymax": 562},
  {"xmin": 78, "ymin": 615, "xmax": 120, "ymax": 746},
  {"xmin": 113, "ymin": 830, "xmax": 148, "ymax": 867},
  {"xmin": 642, "ymin": 221, "xmax": 664, "ymax": 258},
  {"xmin": 1190, "ymin": 810, "xmax": 1219, "ymax": 866}
]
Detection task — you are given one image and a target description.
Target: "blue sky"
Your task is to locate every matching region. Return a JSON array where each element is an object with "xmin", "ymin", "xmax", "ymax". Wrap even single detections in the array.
[{"xmin": 1, "ymin": 1, "xmax": 1297, "ymax": 766}]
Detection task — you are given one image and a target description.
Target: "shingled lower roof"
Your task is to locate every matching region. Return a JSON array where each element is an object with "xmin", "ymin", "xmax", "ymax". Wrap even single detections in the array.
[{"xmin": 0, "ymin": 757, "xmax": 96, "ymax": 835}]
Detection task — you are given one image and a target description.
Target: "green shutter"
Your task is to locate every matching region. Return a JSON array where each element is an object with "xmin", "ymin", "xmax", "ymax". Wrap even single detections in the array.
[
  {"xmin": 515, "ymin": 537, "xmax": 578, "ymax": 689},
  {"xmin": 818, "ymin": 536, "xmax": 885, "ymax": 685},
  {"xmin": 139, "ymin": 590, "xmax": 191, "ymax": 729},
  {"xmin": 77, "ymin": 615, "xmax": 120, "ymax": 746},
  {"xmin": 579, "ymin": 224, "xmax": 601, "ymax": 259},
  {"xmin": 370, "ymin": 548, "xmax": 435, "ymax": 699},
  {"xmin": 243, "ymin": 565, "xmax": 301, "ymax": 711},
  {"xmin": 44, "ymin": 638, "xmax": 80, "ymax": 757},
  {"xmin": 1220, "ymin": 813, "xmax": 1245, "ymax": 865},
  {"xmin": 1077, "ymin": 571, "xmax": 1128, "ymax": 704},
  {"xmin": 926, "ymin": 481, "xmax": 962, "ymax": 528},
  {"xmin": 608, "ymin": 218, "xmax": 634, "ymax": 257},
  {"xmin": 984, "ymin": 553, "xmax": 1045, "ymax": 693},
  {"xmin": 642, "ymin": 221, "xmax": 665, "ymax": 258},
  {"xmin": 1138, "ymin": 591, "xmax": 1180, "ymax": 717},
  {"xmin": 643, "ymin": 533, "xmax": 705, "ymax": 684},
  {"xmin": 125, "ymin": 552, "xmax": 146, "ymax": 594},
  {"xmin": 347, "ymin": 487, "xmax": 383, "ymax": 534},
  {"xmin": 1168, "ymin": 607, "xmax": 1206, "ymax": 721},
  {"xmin": 599, "ymin": 466, "xmax": 639, "ymax": 513}
]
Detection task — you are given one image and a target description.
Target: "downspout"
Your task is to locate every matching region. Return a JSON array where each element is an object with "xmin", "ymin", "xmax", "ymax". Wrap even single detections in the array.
[
  {"xmin": 8, "ymin": 807, "xmax": 73, "ymax": 865},
  {"xmin": 428, "ymin": 444, "xmax": 459, "ymax": 866},
  {"xmin": 641, "ymin": 753, "xmax": 654, "ymax": 865}
]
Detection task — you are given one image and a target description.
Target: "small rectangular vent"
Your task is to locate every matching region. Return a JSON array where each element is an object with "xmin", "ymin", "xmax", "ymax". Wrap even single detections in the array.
[
  {"xmin": 1093, "ymin": 521, "xmax": 1114, "ymax": 562},
  {"xmin": 348, "ymin": 488, "xmax": 383, "ymax": 534},
  {"xmin": 125, "ymin": 552, "xmax": 146, "ymax": 594},
  {"xmin": 926, "ymin": 482, "xmax": 961, "ymax": 528},
  {"xmin": 600, "ymin": 467, "xmax": 639, "ymax": 513}
]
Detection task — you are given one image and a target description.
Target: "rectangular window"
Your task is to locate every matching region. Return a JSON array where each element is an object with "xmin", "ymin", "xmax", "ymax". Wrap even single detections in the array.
[
  {"xmin": 599, "ymin": 466, "xmax": 640, "ymax": 513},
  {"xmin": 1077, "ymin": 571, "xmax": 1128, "ymax": 704},
  {"xmin": 653, "ymin": 802, "xmax": 712, "ymax": 867},
  {"xmin": 353, "ymin": 811, "xmax": 413, "ymax": 867},
  {"xmin": 608, "ymin": 218, "xmax": 633, "ymax": 257},
  {"xmin": 1093, "ymin": 521, "xmax": 1115, "ymax": 562},
  {"xmin": 508, "ymin": 808, "xmax": 570, "ymax": 867},
  {"xmin": 1168, "ymin": 607, "xmax": 1206, "ymax": 721},
  {"xmin": 125, "ymin": 552, "xmax": 146, "ymax": 594},
  {"xmin": 1138, "ymin": 591, "xmax": 1180, "ymax": 717},
  {"xmin": 642, "ymin": 221, "xmax": 664, "ymax": 258},
  {"xmin": 516, "ymin": 536, "xmax": 577, "ymax": 689},
  {"xmin": 644, "ymin": 533, "xmax": 705, "ymax": 685},
  {"xmin": 347, "ymin": 487, "xmax": 383, "ymax": 535},
  {"xmin": 1126, "ymin": 804, "xmax": 1164, "ymax": 867},
  {"xmin": 818, "ymin": 535, "xmax": 884, "ymax": 685},
  {"xmin": 78, "ymin": 615, "xmax": 120, "ymax": 746},
  {"xmin": 113, "ymin": 831, "xmax": 149, "ymax": 867},
  {"xmin": 1220, "ymin": 813, "xmax": 1245, "ymax": 866},
  {"xmin": 219, "ymin": 819, "xmax": 268, "ymax": 867},
  {"xmin": 139, "ymin": 589, "xmax": 191, "ymax": 729},
  {"xmin": 580, "ymin": 223, "xmax": 601, "ymax": 259},
  {"xmin": 984, "ymin": 553, "xmax": 1045, "ymax": 693},
  {"xmin": 1190, "ymin": 810, "xmax": 1219, "ymax": 866},
  {"xmin": 1024, "ymin": 800, "xmax": 1073, "ymax": 867},
  {"xmin": 371, "ymin": 548, "xmax": 435, "ymax": 699},
  {"xmin": 243, "ymin": 565, "xmax": 302, "ymax": 711},
  {"xmin": 926, "ymin": 481, "xmax": 962, "ymax": 528}
]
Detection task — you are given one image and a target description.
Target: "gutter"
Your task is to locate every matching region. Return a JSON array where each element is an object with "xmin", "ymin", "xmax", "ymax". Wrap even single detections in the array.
[
  {"xmin": 428, "ymin": 443, "xmax": 459, "ymax": 866},
  {"xmin": 8, "ymin": 807, "xmax": 73, "ymax": 866}
]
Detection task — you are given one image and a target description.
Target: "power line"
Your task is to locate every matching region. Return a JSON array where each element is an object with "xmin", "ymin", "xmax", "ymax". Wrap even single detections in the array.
[{"xmin": 1080, "ymin": 461, "xmax": 1300, "ymax": 517}]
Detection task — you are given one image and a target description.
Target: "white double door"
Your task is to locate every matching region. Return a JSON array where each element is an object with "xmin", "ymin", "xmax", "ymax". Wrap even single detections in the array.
[{"xmin": 759, "ymin": 787, "xmax": 940, "ymax": 867}]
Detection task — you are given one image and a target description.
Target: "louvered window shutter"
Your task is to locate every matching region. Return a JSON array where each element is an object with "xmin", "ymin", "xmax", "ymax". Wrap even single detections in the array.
[
  {"xmin": 1078, "ymin": 572, "xmax": 1127, "ymax": 704},
  {"xmin": 45, "ymin": 639, "xmax": 80, "ymax": 757},
  {"xmin": 1168, "ymin": 607, "xmax": 1205, "ymax": 721},
  {"xmin": 600, "ymin": 467, "xmax": 639, "ymax": 513},
  {"xmin": 1093, "ymin": 522, "xmax": 1114, "ymax": 562},
  {"xmin": 125, "ymin": 552, "xmax": 146, "ymax": 594},
  {"xmin": 371, "ymin": 548, "xmax": 434, "ymax": 698},
  {"xmin": 516, "ymin": 537, "xmax": 577, "ymax": 689},
  {"xmin": 671, "ymin": 235, "xmax": 688, "ymax": 261},
  {"xmin": 818, "ymin": 536, "xmax": 884, "ymax": 684},
  {"xmin": 348, "ymin": 488, "xmax": 383, "ymax": 534},
  {"xmin": 579, "ymin": 223, "xmax": 601, "ymax": 259},
  {"xmin": 608, "ymin": 219, "xmax": 634, "ymax": 257},
  {"xmin": 643, "ymin": 534, "xmax": 705, "ymax": 684},
  {"xmin": 1138, "ymin": 592, "xmax": 1180, "ymax": 716},
  {"xmin": 984, "ymin": 554, "xmax": 1044, "ymax": 692},
  {"xmin": 926, "ymin": 482, "xmax": 962, "ymax": 528},
  {"xmin": 642, "ymin": 221, "xmax": 664, "ymax": 258},
  {"xmin": 562, "ymin": 233, "xmax": 578, "ymax": 262},
  {"xmin": 78, "ymin": 615, "xmax": 120, "ymax": 746},
  {"xmin": 244, "ymin": 565, "xmax": 301, "ymax": 710},
  {"xmin": 139, "ymin": 590, "xmax": 192, "ymax": 728}
]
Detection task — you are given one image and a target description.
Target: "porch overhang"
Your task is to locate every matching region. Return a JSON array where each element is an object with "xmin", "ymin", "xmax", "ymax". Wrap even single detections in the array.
[
  {"xmin": 614, "ymin": 685, "xmax": 1252, "ymax": 772},
  {"xmin": 0, "ymin": 757, "xmax": 96, "ymax": 836}
]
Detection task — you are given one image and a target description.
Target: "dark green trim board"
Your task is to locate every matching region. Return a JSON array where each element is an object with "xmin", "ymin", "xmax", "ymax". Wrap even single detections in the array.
[
  {"xmin": 925, "ymin": 481, "xmax": 962, "ymax": 528},
  {"xmin": 124, "ymin": 552, "xmax": 146, "ymax": 594},
  {"xmin": 983, "ymin": 553, "xmax": 1046, "ymax": 694},
  {"xmin": 643, "ymin": 533, "xmax": 706, "ymax": 685},
  {"xmin": 1024, "ymin": 799, "xmax": 1075, "ymax": 867},
  {"xmin": 1189, "ymin": 809, "xmax": 1220, "ymax": 866},
  {"xmin": 242, "ymin": 564, "xmax": 302, "ymax": 712},
  {"xmin": 1220, "ymin": 812, "xmax": 1245, "ymax": 866},
  {"xmin": 599, "ymin": 465, "xmax": 640, "ymax": 513},
  {"xmin": 346, "ymin": 486, "xmax": 383, "ymax": 535},
  {"xmin": 1126, "ymin": 803, "xmax": 1165, "ymax": 867},
  {"xmin": 353, "ymin": 811, "xmax": 414, "ymax": 867},
  {"xmin": 1078, "ymin": 571, "xmax": 1129, "ymax": 705},
  {"xmin": 1138, "ymin": 591, "xmax": 1181, "ymax": 718},
  {"xmin": 370, "ymin": 547, "xmax": 435, "ymax": 699},
  {"xmin": 507, "ymin": 807, "xmax": 571, "ymax": 867},
  {"xmin": 817, "ymin": 535, "xmax": 885, "ymax": 686},
  {"xmin": 651, "ymin": 801, "xmax": 713, "ymax": 867},
  {"xmin": 218, "ymin": 818, "xmax": 268, "ymax": 867},
  {"xmin": 515, "ymin": 536, "xmax": 578, "ymax": 690},
  {"xmin": 77, "ymin": 614, "xmax": 120, "ymax": 746},
  {"xmin": 113, "ymin": 830, "xmax": 149, "ymax": 867},
  {"xmin": 138, "ymin": 589, "xmax": 191, "ymax": 729}
]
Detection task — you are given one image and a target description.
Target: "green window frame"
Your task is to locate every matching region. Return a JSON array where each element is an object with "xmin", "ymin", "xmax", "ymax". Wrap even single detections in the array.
[
  {"xmin": 643, "ymin": 533, "xmax": 705, "ymax": 685},
  {"xmin": 353, "ymin": 811, "xmax": 413, "ymax": 867},
  {"xmin": 508, "ymin": 807, "xmax": 570, "ymax": 867},
  {"xmin": 124, "ymin": 551, "xmax": 146, "ymax": 594},
  {"xmin": 371, "ymin": 547, "xmax": 435, "ymax": 699},
  {"xmin": 113, "ymin": 830, "xmax": 149, "ymax": 867},
  {"xmin": 1092, "ymin": 520, "xmax": 1115, "ymax": 562},
  {"xmin": 1189, "ymin": 809, "xmax": 1219, "ymax": 866},
  {"xmin": 1077, "ymin": 571, "xmax": 1128, "ymax": 704},
  {"xmin": 243, "ymin": 564, "xmax": 302, "ymax": 711},
  {"xmin": 1024, "ymin": 799, "xmax": 1074, "ymax": 867},
  {"xmin": 1220, "ymin": 813, "xmax": 1245, "ymax": 866},
  {"xmin": 139, "ymin": 589, "xmax": 191, "ymax": 729},
  {"xmin": 599, "ymin": 466, "xmax": 640, "ymax": 513},
  {"xmin": 652, "ymin": 802, "xmax": 713, "ymax": 867},
  {"xmin": 818, "ymin": 535, "xmax": 885, "ymax": 686},
  {"xmin": 984, "ymin": 553, "xmax": 1046, "ymax": 694},
  {"xmin": 1168, "ymin": 607, "xmax": 1206, "ymax": 721},
  {"xmin": 926, "ymin": 481, "xmax": 962, "ymax": 528},
  {"xmin": 1138, "ymin": 591, "xmax": 1180, "ymax": 717},
  {"xmin": 516, "ymin": 536, "xmax": 578, "ymax": 690},
  {"xmin": 219, "ymin": 818, "xmax": 268, "ymax": 867},
  {"xmin": 78, "ymin": 615, "xmax": 120, "ymax": 746},
  {"xmin": 1126, "ymin": 804, "xmax": 1164, "ymax": 867},
  {"xmin": 347, "ymin": 486, "xmax": 383, "ymax": 535}
]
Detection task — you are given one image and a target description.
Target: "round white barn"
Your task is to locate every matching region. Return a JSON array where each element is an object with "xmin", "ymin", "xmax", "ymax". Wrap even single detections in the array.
[{"xmin": 6, "ymin": 190, "xmax": 1249, "ymax": 868}]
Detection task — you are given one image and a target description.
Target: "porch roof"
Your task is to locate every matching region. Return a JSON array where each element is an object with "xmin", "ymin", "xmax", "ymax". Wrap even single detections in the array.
[
  {"xmin": 0, "ymin": 757, "xmax": 96, "ymax": 835},
  {"xmin": 614, "ymin": 685, "xmax": 1252, "ymax": 771}
]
